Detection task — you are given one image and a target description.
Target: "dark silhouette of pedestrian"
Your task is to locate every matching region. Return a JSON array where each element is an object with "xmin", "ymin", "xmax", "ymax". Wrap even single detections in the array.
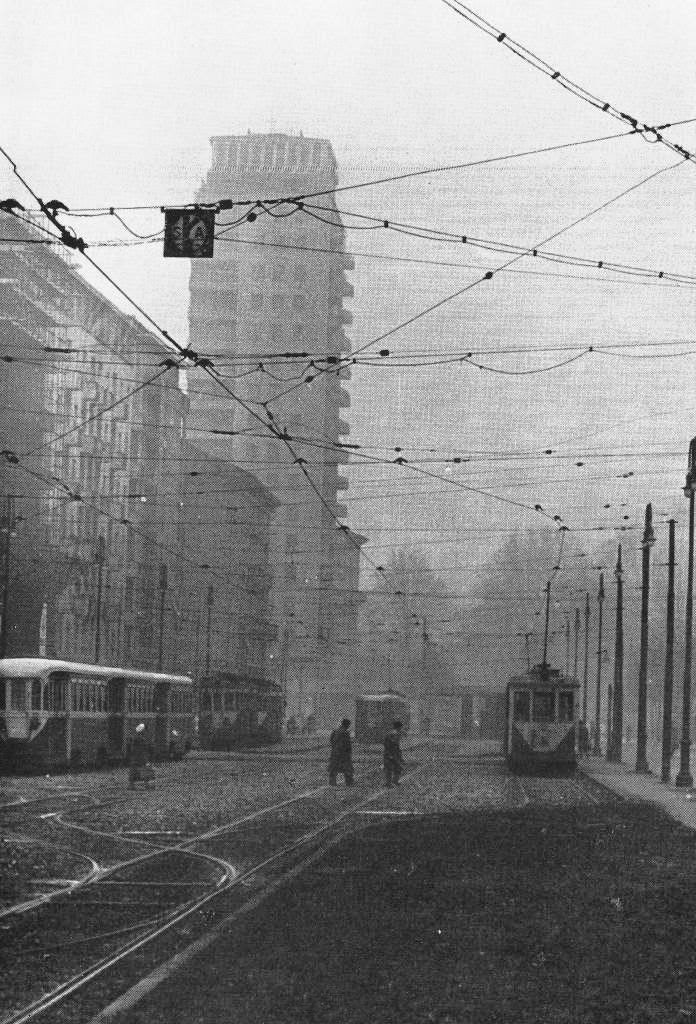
[
  {"xmin": 129, "ymin": 723, "xmax": 153, "ymax": 788},
  {"xmin": 383, "ymin": 720, "xmax": 404, "ymax": 787},
  {"xmin": 328, "ymin": 718, "xmax": 354, "ymax": 786}
]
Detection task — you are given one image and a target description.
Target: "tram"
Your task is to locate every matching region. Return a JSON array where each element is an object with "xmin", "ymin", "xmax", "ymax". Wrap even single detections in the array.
[
  {"xmin": 197, "ymin": 671, "xmax": 283, "ymax": 749},
  {"xmin": 0, "ymin": 657, "xmax": 195, "ymax": 771},
  {"xmin": 506, "ymin": 664, "xmax": 579, "ymax": 774},
  {"xmin": 354, "ymin": 690, "xmax": 410, "ymax": 744}
]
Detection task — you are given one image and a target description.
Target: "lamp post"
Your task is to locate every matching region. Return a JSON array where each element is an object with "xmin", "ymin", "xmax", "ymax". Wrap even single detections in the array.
[
  {"xmin": 676, "ymin": 439, "xmax": 696, "ymax": 787},
  {"xmin": 636, "ymin": 504, "xmax": 655, "ymax": 773},
  {"xmin": 573, "ymin": 607, "xmax": 580, "ymax": 681},
  {"xmin": 593, "ymin": 573, "xmax": 605, "ymax": 754},
  {"xmin": 609, "ymin": 544, "xmax": 624, "ymax": 763}
]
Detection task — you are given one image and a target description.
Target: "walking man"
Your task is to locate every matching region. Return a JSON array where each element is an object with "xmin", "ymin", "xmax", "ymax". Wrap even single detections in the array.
[
  {"xmin": 129, "ymin": 722, "xmax": 152, "ymax": 788},
  {"xmin": 383, "ymin": 720, "xmax": 404, "ymax": 787},
  {"xmin": 328, "ymin": 718, "xmax": 354, "ymax": 786}
]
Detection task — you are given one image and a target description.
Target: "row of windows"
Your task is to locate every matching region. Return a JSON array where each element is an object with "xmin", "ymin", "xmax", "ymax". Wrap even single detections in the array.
[
  {"xmin": 1, "ymin": 677, "xmax": 193, "ymax": 716},
  {"xmin": 127, "ymin": 686, "xmax": 155, "ymax": 714},
  {"xmin": 171, "ymin": 689, "xmax": 194, "ymax": 714},
  {"xmin": 512, "ymin": 690, "xmax": 575, "ymax": 724}
]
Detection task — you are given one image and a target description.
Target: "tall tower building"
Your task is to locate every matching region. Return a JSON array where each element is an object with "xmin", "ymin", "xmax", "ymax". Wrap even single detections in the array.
[{"xmin": 188, "ymin": 133, "xmax": 364, "ymax": 725}]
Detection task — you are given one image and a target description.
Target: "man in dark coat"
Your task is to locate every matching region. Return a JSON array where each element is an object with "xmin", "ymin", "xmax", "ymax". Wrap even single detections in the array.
[
  {"xmin": 328, "ymin": 718, "xmax": 354, "ymax": 786},
  {"xmin": 383, "ymin": 720, "xmax": 404, "ymax": 787},
  {"xmin": 129, "ymin": 722, "xmax": 152, "ymax": 788}
]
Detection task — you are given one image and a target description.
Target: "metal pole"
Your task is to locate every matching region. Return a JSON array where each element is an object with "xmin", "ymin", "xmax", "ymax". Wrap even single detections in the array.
[
  {"xmin": 573, "ymin": 608, "xmax": 580, "ymax": 681},
  {"xmin": 525, "ymin": 632, "xmax": 531, "ymax": 672},
  {"xmin": 565, "ymin": 614, "xmax": 571, "ymax": 679},
  {"xmin": 636, "ymin": 504, "xmax": 655, "ymax": 773},
  {"xmin": 94, "ymin": 535, "xmax": 105, "ymax": 664},
  {"xmin": 0, "ymin": 496, "xmax": 14, "ymax": 659},
  {"xmin": 583, "ymin": 592, "xmax": 590, "ymax": 724},
  {"xmin": 677, "ymin": 474, "xmax": 695, "ymax": 787},
  {"xmin": 593, "ymin": 573, "xmax": 604, "ymax": 754},
  {"xmin": 662, "ymin": 519, "xmax": 676, "ymax": 783},
  {"xmin": 610, "ymin": 544, "xmax": 624, "ymax": 763},
  {"xmin": 542, "ymin": 581, "xmax": 551, "ymax": 670},
  {"xmin": 205, "ymin": 585, "xmax": 214, "ymax": 676},
  {"xmin": 157, "ymin": 562, "xmax": 167, "ymax": 672}
]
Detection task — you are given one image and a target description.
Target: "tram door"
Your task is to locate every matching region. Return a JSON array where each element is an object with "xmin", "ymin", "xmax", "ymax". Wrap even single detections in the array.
[
  {"xmin": 153, "ymin": 682, "xmax": 169, "ymax": 757},
  {"xmin": 107, "ymin": 679, "xmax": 126, "ymax": 757}
]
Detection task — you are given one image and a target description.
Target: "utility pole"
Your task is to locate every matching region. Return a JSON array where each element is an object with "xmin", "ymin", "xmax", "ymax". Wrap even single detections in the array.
[
  {"xmin": 0, "ymin": 496, "xmax": 15, "ymax": 659},
  {"xmin": 677, "ymin": 438, "xmax": 696, "ymax": 788},
  {"xmin": 609, "ymin": 544, "xmax": 624, "ymax": 763},
  {"xmin": 205, "ymin": 585, "xmax": 214, "ymax": 677},
  {"xmin": 593, "ymin": 573, "xmax": 605, "ymax": 755},
  {"xmin": 573, "ymin": 607, "xmax": 580, "ymax": 681},
  {"xmin": 583, "ymin": 592, "xmax": 590, "ymax": 725},
  {"xmin": 636, "ymin": 504, "xmax": 655, "ymax": 773},
  {"xmin": 564, "ymin": 614, "xmax": 571, "ymax": 679},
  {"xmin": 542, "ymin": 580, "xmax": 551, "ymax": 672},
  {"xmin": 157, "ymin": 562, "xmax": 168, "ymax": 672},
  {"xmin": 94, "ymin": 535, "xmax": 105, "ymax": 664},
  {"xmin": 662, "ymin": 519, "xmax": 676, "ymax": 783}
]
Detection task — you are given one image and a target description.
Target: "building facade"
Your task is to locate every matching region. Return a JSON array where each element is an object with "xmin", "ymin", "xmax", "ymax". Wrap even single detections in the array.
[
  {"xmin": 0, "ymin": 212, "xmax": 277, "ymax": 683},
  {"xmin": 187, "ymin": 132, "xmax": 365, "ymax": 725}
]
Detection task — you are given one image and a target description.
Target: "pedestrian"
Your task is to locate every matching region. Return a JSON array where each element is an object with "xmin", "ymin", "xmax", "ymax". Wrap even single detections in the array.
[
  {"xmin": 578, "ymin": 720, "xmax": 590, "ymax": 756},
  {"xmin": 328, "ymin": 718, "xmax": 354, "ymax": 786},
  {"xmin": 383, "ymin": 720, "xmax": 404, "ymax": 787},
  {"xmin": 129, "ymin": 723, "xmax": 152, "ymax": 788}
]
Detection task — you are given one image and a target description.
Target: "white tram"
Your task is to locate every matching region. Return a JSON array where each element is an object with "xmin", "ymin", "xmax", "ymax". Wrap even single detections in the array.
[{"xmin": 0, "ymin": 658, "xmax": 194, "ymax": 771}]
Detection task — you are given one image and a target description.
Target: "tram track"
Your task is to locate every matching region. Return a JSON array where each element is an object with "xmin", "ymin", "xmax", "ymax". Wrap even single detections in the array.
[{"xmin": 0, "ymin": 757, "xmax": 423, "ymax": 1024}]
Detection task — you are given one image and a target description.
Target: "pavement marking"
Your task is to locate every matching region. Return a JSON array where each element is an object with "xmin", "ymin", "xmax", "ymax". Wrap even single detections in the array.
[{"xmin": 355, "ymin": 810, "xmax": 425, "ymax": 816}]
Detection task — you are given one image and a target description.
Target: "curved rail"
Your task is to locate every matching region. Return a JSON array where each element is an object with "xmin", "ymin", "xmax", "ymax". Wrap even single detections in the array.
[{"xmin": 2, "ymin": 760, "xmax": 427, "ymax": 1024}]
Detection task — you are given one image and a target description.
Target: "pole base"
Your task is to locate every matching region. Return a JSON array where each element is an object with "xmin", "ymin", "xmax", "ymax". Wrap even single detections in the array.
[
  {"xmin": 635, "ymin": 759, "xmax": 651, "ymax": 774},
  {"xmin": 675, "ymin": 771, "xmax": 694, "ymax": 788}
]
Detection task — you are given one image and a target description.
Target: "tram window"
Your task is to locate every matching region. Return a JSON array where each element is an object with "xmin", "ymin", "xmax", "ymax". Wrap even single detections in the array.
[
  {"xmin": 558, "ymin": 692, "xmax": 574, "ymax": 722},
  {"xmin": 533, "ymin": 691, "xmax": 555, "ymax": 722},
  {"xmin": 49, "ymin": 677, "xmax": 66, "ymax": 711},
  {"xmin": 513, "ymin": 691, "xmax": 530, "ymax": 722},
  {"xmin": 31, "ymin": 679, "xmax": 42, "ymax": 710},
  {"xmin": 10, "ymin": 680, "xmax": 26, "ymax": 710}
]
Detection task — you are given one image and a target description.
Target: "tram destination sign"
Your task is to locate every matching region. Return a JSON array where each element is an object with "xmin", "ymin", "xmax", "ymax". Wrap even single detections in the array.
[{"xmin": 163, "ymin": 208, "xmax": 215, "ymax": 258}]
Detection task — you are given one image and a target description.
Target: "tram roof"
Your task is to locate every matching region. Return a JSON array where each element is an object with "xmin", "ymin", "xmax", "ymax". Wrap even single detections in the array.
[
  {"xmin": 357, "ymin": 690, "xmax": 409, "ymax": 702},
  {"xmin": 508, "ymin": 669, "xmax": 580, "ymax": 689},
  {"xmin": 0, "ymin": 657, "xmax": 192, "ymax": 686}
]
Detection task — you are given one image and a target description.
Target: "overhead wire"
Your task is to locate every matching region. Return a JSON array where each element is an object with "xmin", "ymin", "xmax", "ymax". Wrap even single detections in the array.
[
  {"xmin": 260, "ymin": 157, "xmax": 688, "ymax": 407},
  {"xmin": 440, "ymin": 0, "xmax": 696, "ymax": 165}
]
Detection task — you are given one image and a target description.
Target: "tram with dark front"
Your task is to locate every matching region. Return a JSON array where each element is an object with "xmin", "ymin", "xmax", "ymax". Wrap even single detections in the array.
[{"xmin": 506, "ymin": 663, "xmax": 579, "ymax": 774}]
